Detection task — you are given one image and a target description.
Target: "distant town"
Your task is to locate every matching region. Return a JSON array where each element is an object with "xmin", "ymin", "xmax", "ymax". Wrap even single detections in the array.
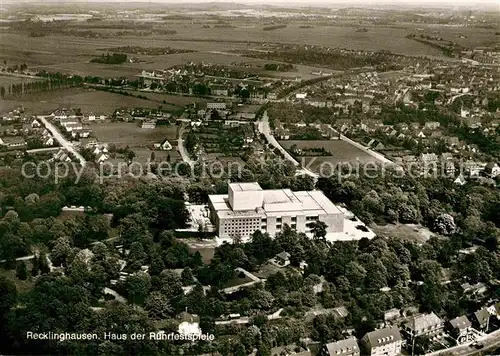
[{"xmin": 0, "ymin": 2, "xmax": 499, "ymax": 356}]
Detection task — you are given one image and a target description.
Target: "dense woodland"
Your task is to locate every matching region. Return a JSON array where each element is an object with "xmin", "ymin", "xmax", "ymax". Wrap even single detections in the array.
[{"xmin": 0, "ymin": 155, "xmax": 498, "ymax": 355}]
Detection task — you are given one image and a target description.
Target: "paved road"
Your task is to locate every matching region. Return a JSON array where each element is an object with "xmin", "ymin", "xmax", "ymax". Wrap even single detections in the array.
[
  {"xmin": 177, "ymin": 123, "xmax": 195, "ymax": 168},
  {"xmin": 38, "ymin": 116, "xmax": 86, "ymax": 166},
  {"xmin": 26, "ymin": 147, "xmax": 60, "ymax": 154},
  {"xmin": 103, "ymin": 287, "xmax": 127, "ymax": 304},
  {"xmin": 425, "ymin": 329, "xmax": 500, "ymax": 356},
  {"xmin": 257, "ymin": 111, "xmax": 318, "ymax": 179}
]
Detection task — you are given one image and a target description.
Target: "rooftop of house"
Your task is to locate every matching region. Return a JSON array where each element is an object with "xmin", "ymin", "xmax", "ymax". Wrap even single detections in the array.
[
  {"xmin": 178, "ymin": 312, "xmax": 200, "ymax": 324},
  {"xmin": 474, "ymin": 308, "xmax": 490, "ymax": 324},
  {"xmin": 363, "ymin": 327, "xmax": 402, "ymax": 348},
  {"xmin": 324, "ymin": 338, "xmax": 359, "ymax": 356},
  {"xmin": 405, "ymin": 312, "xmax": 443, "ymax": 332},
  {"xmin": 449, "ymin": 316, "xmax": 471, "ymax": 330}
]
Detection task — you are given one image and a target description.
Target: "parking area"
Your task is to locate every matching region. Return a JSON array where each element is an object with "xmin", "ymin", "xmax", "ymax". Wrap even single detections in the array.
[{"xmin": 186, "ymin": 204, "xmax": 214, "ymax": 232}]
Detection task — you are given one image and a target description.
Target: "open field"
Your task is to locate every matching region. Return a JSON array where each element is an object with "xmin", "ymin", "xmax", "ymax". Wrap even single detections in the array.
[
  {"xmin": 133, "ymin": 148, "xmax": 181, "ymax": 163},
  {"xmin": 279, "ymin": 140, "xmax": 376, "ymax": 172},
  {"xmin": 89, "ymin": 121, "xmax": 178, "ymax": 146},
  {"xmin": 0, "ymin": 88, "xmax": 163, "ymax": 115},
  {"xmin": 0, "ymin": 261, "xmax": 35, "ymax": 293},
  {"xmin": 0, "ymin": 74, "xmax": 41, "ymax": 86},
  {"xmin": 124, "ymin": 91, "xmax": 210, "ymax": 106},
  {"xmin": 371, "ymin": 223, "xmax": 436, "ymax": 243},
  {"xmin": 2, "ymin": 22, "xmax": 494, "ymax": 80}
]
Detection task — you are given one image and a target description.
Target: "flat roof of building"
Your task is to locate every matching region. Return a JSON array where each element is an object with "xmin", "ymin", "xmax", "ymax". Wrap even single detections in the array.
[
  {"xmin": 209, "ymin": 188, "xmax": 342, "ymax": 218},
  {"xmin": 229, "ymin": 182, "xmax": 263, "ymax": 192}
]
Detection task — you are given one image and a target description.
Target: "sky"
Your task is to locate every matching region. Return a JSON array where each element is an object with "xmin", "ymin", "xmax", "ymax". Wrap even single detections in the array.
[
  {"xmin": 12, "ymin": 0, "xmax": 500, "ymax": 4},
  {"xmin": 6, "ymin": 0, "xmax": 499, "ymax": 9}
]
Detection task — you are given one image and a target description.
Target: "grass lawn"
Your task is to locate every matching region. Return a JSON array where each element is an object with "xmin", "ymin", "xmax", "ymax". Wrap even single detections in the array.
[
  {"xmin": 223, "ymin": 273, "xmax": 253, "ymax": 288},
  {"xmin": 371, "ymin": 223, "xmax": 435, "ymax": 243},
  {"xmin": 254, "ymin": 262, "xmax": 282, "ymax": 279},
  {"xmin": 0, "ymin": 88, "xmax": 163, "ymax": 116},
  {"xmin": 189, "ymin": 247, "xmax": 215, "ymax": 264},
  {"xmin": 279, "ymin": 140, "xmax": 376, "ymax": 172},
  {"xmin": 0, "ymin": 261, "xmax": 36, "ymax": 293},
  {"xmin": 90, "ymin": 121, "xmax": 178, "ymax": 147}
]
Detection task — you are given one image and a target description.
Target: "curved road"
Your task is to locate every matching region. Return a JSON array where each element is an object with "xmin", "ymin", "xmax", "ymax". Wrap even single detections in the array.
[
  {"xmin": 257, "ymin": 111, "xmax": 318, "ymax": 180},
  {"xmin": 425, "ymin": 329, "xmax": 500, "ymax": 356},
  {"xmin": 177, "ymin": 123, "xmax": 195, "ymax": 168}
]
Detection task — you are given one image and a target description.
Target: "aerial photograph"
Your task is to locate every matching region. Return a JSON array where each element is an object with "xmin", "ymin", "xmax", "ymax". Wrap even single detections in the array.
[{"xmin": 0, "ymin": 0, "xmax": 499, "ymax": 355}]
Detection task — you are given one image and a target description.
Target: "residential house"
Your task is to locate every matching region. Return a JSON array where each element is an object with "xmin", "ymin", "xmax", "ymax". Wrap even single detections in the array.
[
  {"xmin": 464, "ymin": 116, "xmax": 482, "ymax": 129},
  {"xmin": 360, "ymin": 327, "xmax": 402, "ymax": 356},
  {"xmin": 43, "ymin": 136, "xmax": 54, "ymax": 146},
  {"xmin": 0, "ymin": 137, "xmax": 27, "ymax": 148},
  {"xmin": 443, "ymin": 161, "xmax": 456, "ymax": 176},
  {"xmin": 463, "ymin": 160, "xmax": 484, "ymax": 177},
  {"xmin": 384, "ymin": 309, "xmax": 401, "ymax": 322},
  {"xmin": 403, "ymin": 312, "xmax": 444, "ymax": 339},
  {"xmin": 141, "ymin": 120, "xmax": 157, "ymax": 129},
  {"xmin": 360, "ymin": 119, "xmax": 383, "ymax": 132},
  {"xmin": 461, "ymin": 282, "xmax": 487, "ymax": 297},
  {"xmin": 20, "ymin": 123, "xmax": 32, "ymax": 134},
  {"xmin": 153, "ymin": 139, "xmax": 172, "ymax": 151},
  {"xmin": 295, "ymin": 120, "xmax": 307, "ymax": 128},
  {"xmin": 71, "ymin": 129, "xmax": 91, "ymax": 138},
  {"xmin": 64, "ymin": 123, "xmax": 83, "ymax": 132},
  {"xmin": 307, "ymin": 97, "xmax": 328, "ymax": 108},
  {"xmin": 206, "ymin": 102, "xmax": 227, "ymax": 111},
  {"xmin": 448, "ymin": 316, "xmax": 474, "ymax": 344},
  {"xmin": 441, "ymin": 153, "xmax": 454, "ymax": 162},
  {"xmin": 80, "ymin": 137, "xmax": 98, "ymax": 148},
  {"xmin": 0, "ymin": 125, "xmax": 17, "ymax": 135},
  {"xmin": 275, "ymin": 252, "xmax": 291, "ymax": 267},
  {"xmin": 320, "ymin": 339, "xmax": 360, "ymax": 356},
  {"xmin": 424, "ymin": 121, "xmax": 441, "ymax": 130},
  {"xmin": 410, "ymin": 122, "xmax": 420, "ymax": 130},
  {"xmin": 96, "ymin": 153, "xmax": 109, "ymax": 163},
  {"xmin": 447, "ymin": 136, "xmax": 460, "ymax": 147},
  {"xmin": 31, "ymin": 119, "xmax": 41, "ymax": 128},
  {"xmin": 472, "ymin": 308, "xmax": 490, "ymax": 331},
  {"xmin": 211, "ymin": 85, "xmax": 229, "ymax": 97},
  {"xmin": 420, "ymin": 153, "xmax": 438, "ymax": 167},
  {"xmin": 275, "ymin": 127, "xmax": 290, "ymax": 140},
  {"xmin": 484, "ymin": 162, "xmax": 500, "ymax": 178},
  {"xmin": 59, "ymin": 117, "xmax": 80, "ymax": 127},
  {"xmin": 454, "ymin": 174, "xmax": 467, "ymax": 185},
  {"xmin": 177, "ymin": 312, "xmax": 202, "ymax": 336},
  {"xmin": 53, "ymin": 149, "xmax": 71, "ymax": 162},
  {"xmin": 267, "ymin": 92, "xmax": 278, "ymax": 100},
  {"xmin": 416, "ymin": 131, "xmax": 426, "ymax": 138}
]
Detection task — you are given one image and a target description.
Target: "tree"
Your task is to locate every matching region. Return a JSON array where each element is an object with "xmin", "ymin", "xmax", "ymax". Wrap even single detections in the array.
[
  {"xmin": 51, "ymin": 237, "xmax": 72, "ymax": 267},
  {"xmin": 127, "ymin": 272, "xmax": 151, "ymax": 305},
  {"xmin": 310, "ymin": 220, "xmax": 327, "ymax": 239},
  {"xmin": 145, "ymin": 291, "xmax": 173, "ymax": 319},
  {"xmin": 16, "ymin": 261, "xmax": 28, "ymax": 280},
  {"xmin": 38, "ymin": 251, "xmax": 50, "ymax": 274},
  {"xmin": 128, "ymin": 241, "xmax": 146, "ymax": 269},
  {"xmin": 0, "ymin": 276, "xmax": 16, "ymax": 316},
  {"xmin": 159, "ymin": 270, "xmax": 183, "ymax": 300},
  {"xmin": 149, "ymin": 255, "xmax": 165, "ymax": 276},
  {"xmin": 434, "ymin": 214, "xmax": 456, "ymax": 235},
  {"xmin": 181, "ymin": 267, "xmax": 194, "ymax": 286}
]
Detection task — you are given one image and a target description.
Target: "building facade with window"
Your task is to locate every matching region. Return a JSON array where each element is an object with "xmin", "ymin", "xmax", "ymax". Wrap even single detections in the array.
[{"xmin": 208, "ymin": 182, "xmax": 344, "ymax": 241}]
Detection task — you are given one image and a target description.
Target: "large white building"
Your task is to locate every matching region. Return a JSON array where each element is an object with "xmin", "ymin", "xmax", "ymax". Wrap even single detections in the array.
[{"xmin": 208, "ymin": 182, "xmax": 344, "ymax": 241}]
